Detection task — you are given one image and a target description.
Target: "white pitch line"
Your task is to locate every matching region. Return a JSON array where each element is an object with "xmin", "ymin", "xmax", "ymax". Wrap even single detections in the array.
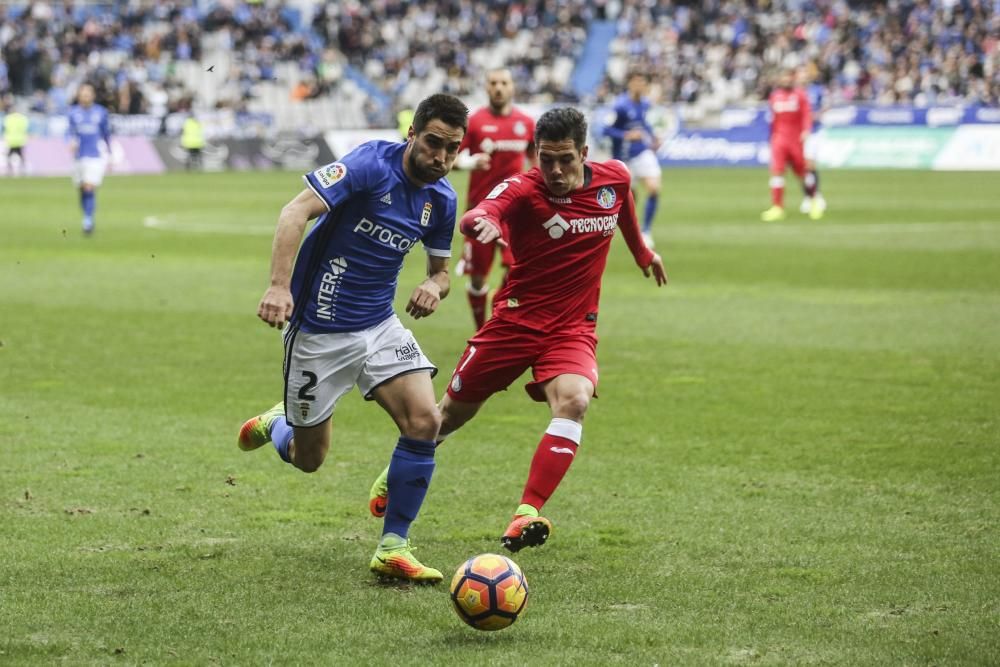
[
  {"xmin": 666, "ymin": 222, "xmax": 1000, "ymax": 236},
  {"xmin": 142, "ymin": 215, "xmax": 274, "ymax": 236}
]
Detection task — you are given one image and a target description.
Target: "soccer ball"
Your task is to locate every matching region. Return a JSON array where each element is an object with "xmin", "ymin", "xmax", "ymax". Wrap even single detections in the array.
[{"xmin": 449, "ymin": 553, "xmax": 529, "ymax": 631}]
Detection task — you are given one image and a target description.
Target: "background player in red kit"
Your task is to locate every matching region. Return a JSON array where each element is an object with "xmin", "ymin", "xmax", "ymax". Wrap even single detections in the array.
[
  {"xmin": 369, "ymin": 107, "xmax": 667, "ymax": 552},
  {"xmin": 761, "ymin": 67, "xmax": 817, "ymax": 222},
  {"xmin": 455, "ymin": 68, "xmax": 537, "ymax": 329}
]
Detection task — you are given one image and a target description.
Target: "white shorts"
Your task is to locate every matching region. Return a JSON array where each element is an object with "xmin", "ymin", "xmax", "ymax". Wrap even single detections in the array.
[
  {"xmin": 73, "ymin": 157, "xmax": 107, "ymax": 186},
  {"xmin": 803, "ymin": 133, "xmax": 820, "ymax": 162},
  {"xmin": 282, "ymin": 315, "xmax": 436, "ymax": 427},
  {"xmin": 628, "ymin": 149, "xmax": 662, "ymax": 182}
]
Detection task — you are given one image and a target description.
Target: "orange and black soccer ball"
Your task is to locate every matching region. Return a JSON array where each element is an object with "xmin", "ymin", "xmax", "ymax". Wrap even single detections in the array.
[{"xmin": 449, "ymin": 553, "xmax": 529, "ymax": 631}]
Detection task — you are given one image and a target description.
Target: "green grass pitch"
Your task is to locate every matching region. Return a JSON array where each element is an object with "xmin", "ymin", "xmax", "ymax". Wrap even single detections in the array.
[{"xmin": 1, "ymin": 168, "xmax": 998, "ymax": 665}]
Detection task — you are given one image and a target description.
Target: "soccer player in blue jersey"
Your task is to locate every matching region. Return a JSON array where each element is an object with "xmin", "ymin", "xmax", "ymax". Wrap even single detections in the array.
[
  {"xmin": 603, "ymin": 71, "xmax": 661, "ymax": 248},
  {"xmin": 67, "ymin": 83, "xmax": 112, "ymax": 235},
  {"xmin": 237, "ymin": 93, "xmax": 469, "ymax": 583}
]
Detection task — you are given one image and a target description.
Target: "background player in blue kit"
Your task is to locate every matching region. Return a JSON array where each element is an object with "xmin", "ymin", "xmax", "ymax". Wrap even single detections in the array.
[
  {"xmin": 237, "ymin": 93, "xmax": 468, "ymax": 583},
  {"xmin": 67, "ymin": 83, "xmax": 112, "ymax": 235},
  {"xmin": 603, "ymin": 71, "xmax": 661, "ymax": 248}
]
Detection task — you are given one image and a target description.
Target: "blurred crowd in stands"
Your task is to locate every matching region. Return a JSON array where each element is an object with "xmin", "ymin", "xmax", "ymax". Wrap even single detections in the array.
[
  {"xmin": 1, "ymin": 0, "xmax": 996, "ymax": 126},
  {"xmin": 604, "ymin": 0, "xmax": 999, "ymax": 109}
]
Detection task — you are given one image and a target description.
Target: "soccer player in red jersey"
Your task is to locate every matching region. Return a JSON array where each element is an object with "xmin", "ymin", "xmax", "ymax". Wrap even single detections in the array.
[
  {"xmin": 761, "ymin": 67, "xmax": 816, "ymax": 222},
  {"xmin": 369, "ymin": 108, "xmax": 667, "ymax": 552},
  {"xmin": 455, "ymin": 68, "xmax": 537, "ymax": 329}
]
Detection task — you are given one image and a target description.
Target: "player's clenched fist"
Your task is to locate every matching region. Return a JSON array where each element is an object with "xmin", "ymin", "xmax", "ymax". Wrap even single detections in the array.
[{"xmin": 258, "ymin": 286, "xmax": 294, "ymax": 329}]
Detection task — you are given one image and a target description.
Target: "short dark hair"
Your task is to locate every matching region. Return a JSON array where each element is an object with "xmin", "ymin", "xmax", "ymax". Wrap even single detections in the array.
[
  {"xmin": 535, "ymin": 107, "xmax": 588, "ymax": 151},
  {"xmin": 412, "ymin": 94, "xmax": 469, "ymax": 133}
]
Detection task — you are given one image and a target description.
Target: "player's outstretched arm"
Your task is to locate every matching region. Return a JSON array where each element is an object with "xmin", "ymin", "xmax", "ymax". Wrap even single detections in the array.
[
  {"xmin": 407, "ymin": 255, "xmax": 450, "ymax": 320},
  {"xmin": 459, "ymin": 208, "xmax": 507, "ymax": 247},
  {"xmin": 257, "ymin": 188, "xmax": 326, "ymax": 329}
]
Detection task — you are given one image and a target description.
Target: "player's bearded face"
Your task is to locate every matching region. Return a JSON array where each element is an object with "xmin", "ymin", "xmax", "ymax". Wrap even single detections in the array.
[
  {"xmin": 537, "ymin": 139, "xmax": 588, "ymax": 196},
  {"xmin": 406, "ymin": 119, "xmax": 464, "ymax": 184},
  {"xmin": 488, "ymin": 74, "xmax": 513, "ymax": 109}
]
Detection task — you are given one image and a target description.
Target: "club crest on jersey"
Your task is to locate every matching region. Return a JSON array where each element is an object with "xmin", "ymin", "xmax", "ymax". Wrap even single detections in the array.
[
  {"xmin": 315, "ymin": 162, "xmax": 347, "ymax": 188},
  {"xmin": 514, "ymin": 120, "xmax": 527, "ymax": 136},
  {"xmin": 596, "ymin": 186, "xmax": 617, "ymax": 209},
  {"xmin": 419, "ymin": 202, "xmax": 432, "ymax": 226}
]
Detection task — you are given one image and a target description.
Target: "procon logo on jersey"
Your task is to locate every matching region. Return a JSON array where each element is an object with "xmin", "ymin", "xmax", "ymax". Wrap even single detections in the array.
[
  {"xmin": 353, "ymin": 218, "xmax": 416, "ymax": 252},
  {"xmin": 316, "ymin": 257, "xmax": 347, "ymax": 321}
]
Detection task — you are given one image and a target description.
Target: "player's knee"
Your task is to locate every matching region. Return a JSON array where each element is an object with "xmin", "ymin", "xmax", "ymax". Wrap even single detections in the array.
[
  {"xmin": 469, "ymin": 274, "xmax": 487, "ymax": 290},
  {"xmin": 555, "ymin": 391, "xmax": 590, "ymax": 420},
  {"xmin": 402, "ymin": 405, "xmax": 442, "ymax": 441}
]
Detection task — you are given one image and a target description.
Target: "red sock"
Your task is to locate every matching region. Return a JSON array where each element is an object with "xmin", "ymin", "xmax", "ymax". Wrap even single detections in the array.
[
  {"xmin": 769, "ymin": 174, "xmax": 786, "ymax": 207},
  {"xmin": 519, "ymin": 419, "xmax": 582, "ymax": 511},
  {"xmin": 771, "ymin": 185, "xmax": 784, "ymax": 206},
  {"xmin": 467, "ymin": 284, "xmax": 489, "ymax": 330}
]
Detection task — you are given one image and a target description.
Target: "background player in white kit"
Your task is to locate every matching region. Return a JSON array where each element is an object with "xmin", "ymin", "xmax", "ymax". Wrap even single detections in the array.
[{"xmin": 237, "ymin": 94, "xmax": 469, "ymax": 584}]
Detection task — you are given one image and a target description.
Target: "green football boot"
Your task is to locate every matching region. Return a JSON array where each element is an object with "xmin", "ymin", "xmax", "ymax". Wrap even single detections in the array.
[
  {"xmin": 237, "ymin": 402, "xmax": 284, "ymax": 451},
  {"xmin": 808, "ymin": 196, "xmax": 826, "ymax": 221},
  {"xmin": 760, "ymin": 205, "xmax": 786, "ymax": 222},
  {"xmin": 368, "ymin": 464, "xmax": 389, "ymax": 517},
  {"xmin": 369, "ymin": 533, "xmax": 443, "ymax": 584}
]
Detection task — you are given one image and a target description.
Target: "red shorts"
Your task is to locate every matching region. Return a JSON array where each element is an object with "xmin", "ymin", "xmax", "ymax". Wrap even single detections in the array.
[
  {"xmin": 461, "ymin": 223, "xmax": 514, "ymax": 277},
  {"xmin": 446, "ymin": 318, "xmax": 599, "ymax": 403},
  {"xmin": 770, "ymin": 139, "xmax": 806, "ymax": 178}
]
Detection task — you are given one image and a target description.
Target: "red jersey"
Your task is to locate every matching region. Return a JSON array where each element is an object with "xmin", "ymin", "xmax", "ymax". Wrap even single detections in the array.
[
  {"xmin": 768, "ymin": 87, "xmax": 812, "ymax": 144},
  {"xmin": 463, "ymin": 160, "xmax": 654, "ymax": 333},
  {"xmin": 460, "ymin": 106, "xmax": 536, "ymax": 208}
]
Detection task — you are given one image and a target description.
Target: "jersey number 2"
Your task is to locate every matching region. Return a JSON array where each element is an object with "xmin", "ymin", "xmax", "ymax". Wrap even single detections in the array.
[{"xmin": 298, "ymin": 371, "xmax": 318, "ymax": 400}]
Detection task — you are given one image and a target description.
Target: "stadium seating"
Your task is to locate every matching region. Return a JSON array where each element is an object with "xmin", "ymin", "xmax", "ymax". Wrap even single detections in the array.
[{"xmin": 1, "ymin": 0, "xmax": 996, "ymax": 134}]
